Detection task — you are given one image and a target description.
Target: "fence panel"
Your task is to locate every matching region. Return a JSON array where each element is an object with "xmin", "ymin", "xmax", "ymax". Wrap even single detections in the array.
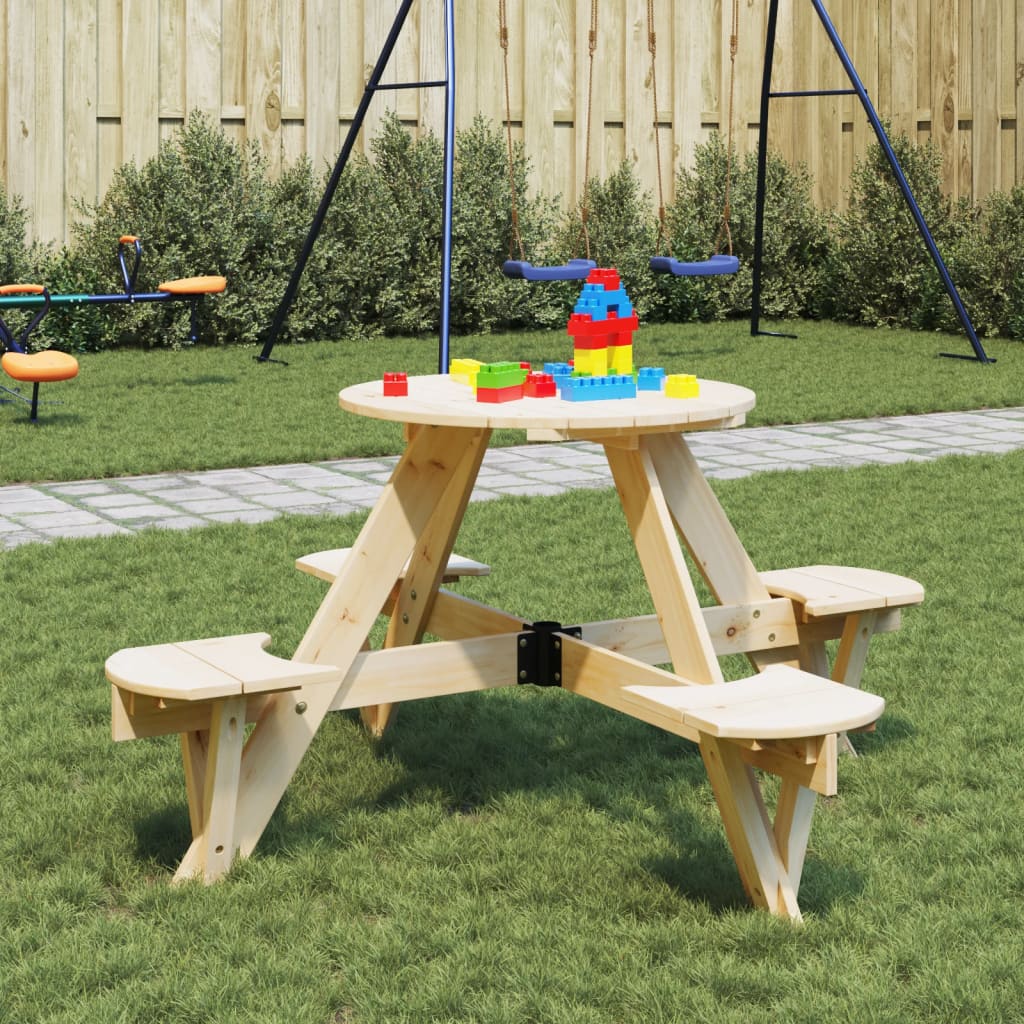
[{"xmin": 0, "ymin": 0, "xmax": 1020, "ymax": 244}]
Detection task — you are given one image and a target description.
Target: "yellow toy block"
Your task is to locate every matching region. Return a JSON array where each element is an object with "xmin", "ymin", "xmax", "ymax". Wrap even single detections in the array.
[
  {"xmin": 573, "ymin": 348, "xmax": 608, "ymax": 376},
  {"xmin": 665, "ymin": 373, "xmax": 699, "ymax": 399},
  {"xmin": 449, "ymin": 358, "xmax": 484, "ymax": 388},
  {"xmin": 608, "ymin": 344, "xmax": 633, "ymax": 376}
]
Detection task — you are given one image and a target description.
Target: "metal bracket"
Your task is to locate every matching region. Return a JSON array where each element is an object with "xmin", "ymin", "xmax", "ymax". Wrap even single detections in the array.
[{"xmin": 516, "ymin": 621, "xmax": 582, "ymax": 687}]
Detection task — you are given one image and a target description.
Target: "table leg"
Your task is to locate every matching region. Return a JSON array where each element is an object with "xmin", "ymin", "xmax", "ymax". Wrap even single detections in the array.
[
  {"xmin": 604, "ymin": 440, "xmax": 723, "ymax": 685},
  {"xmin": 362, "ymin": 425, "xmax": 491, "ymax": 735},
  {"xmin": 175, "ymin": 424, "xmax": 490, "ymax": 877},
  {"xmin": 644, "ymin": 433, "xmax": 800, "ymax": 671}
]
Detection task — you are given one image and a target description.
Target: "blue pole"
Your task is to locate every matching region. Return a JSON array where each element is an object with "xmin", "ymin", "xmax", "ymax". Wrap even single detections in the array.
[
  {"xmin": 438, "ymin": 0, "xmax": 456, "ymax": 373},
  {"xmin": 809, "ymin": 0, "xmax": 992, "ymax": 363}
]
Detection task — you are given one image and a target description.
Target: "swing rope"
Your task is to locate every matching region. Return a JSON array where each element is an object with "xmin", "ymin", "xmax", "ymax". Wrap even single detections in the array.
[
  {"xmin": 715, "ymin": 0, "xmax": 740, "ymax": 259},
  {"xmin": 499, "ymin": 0, "xmax": 526, "ymax": 263},
  {"xmin": 649, "ymin": 0, "xmax": 739, "ymax": 263},
  {"xmin": 498, "ymin": 0, "xmax": 598, "ymax": 279},
  {"xmin": 577, "ymin": 0, "xmax": 599, "ymax": 262}
]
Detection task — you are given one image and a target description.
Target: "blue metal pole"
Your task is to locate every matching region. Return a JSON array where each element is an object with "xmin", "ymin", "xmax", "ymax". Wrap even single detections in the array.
[
  {"xmin": 438, "ymin": 0, "xmax": 456, "ymax": 373},
  {"xmin": 809, "ymin": 0, "xmax": 992, "ymax": 363}
]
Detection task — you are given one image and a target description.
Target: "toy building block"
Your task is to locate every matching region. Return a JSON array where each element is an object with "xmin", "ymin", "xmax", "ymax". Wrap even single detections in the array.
[
  {"xmin": 524, "ymin": 371, "xmax": 557, "ymax": 398},
  {"xmin": 543, "ymin": 362, "xmax": 574, "ymax": 392},
  {"xmin": 476, "ymin": 361, "xmax": 529, "ymax": 391},
  {"xmin": 449, "ymin": 358, "xmax": 483, "ymax": 387},
  {"xmin": 637, "ymin": 367, "xmax": 666, "ymax": 391},
  {"xmin": 587, "ymin": 267, "xmax": 621, "ymax": 289},
  {"xmin": 665, "ymin": 373, "xmax": 700, "ymax": 399},
  {"xmin": 382, "ymin": 371, "xmax": 408, "ymax": 396},
  {"xmin": 608, "ymin": 344, "xmax": 633, "ymax": 376},
  {"xmin": 476, "ymin": 382, "xmax": 524, "ymax": 403},
  {"xmin": 562, "ymin": 374, "xmax": 637, "ymax": 402},
  {"xmin": 573, "ymin": 348, "xmax": 608, "ymax": 377}
]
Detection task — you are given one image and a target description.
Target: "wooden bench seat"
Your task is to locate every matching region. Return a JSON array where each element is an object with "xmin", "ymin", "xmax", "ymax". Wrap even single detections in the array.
[
  {"xmin": 623, "ymin": 665, "xmax": 884, "ymax": 742},
  {"xmin": 106, "ymin": 632, "xmax": 337, "ymax": 702},
  {"xmin": 296, "ymin": 547, "xmax": 490, "ymax": 585},
  {"xmin": 759, "ymin": 565, "xmax": 923, "ymax": 621},
  {"xmin": 106, "ymin": 632, "xmax": 340, "ymax": 884}
]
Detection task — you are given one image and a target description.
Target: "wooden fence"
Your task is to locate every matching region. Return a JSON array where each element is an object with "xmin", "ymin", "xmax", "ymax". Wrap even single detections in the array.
[{"xmin": 1, "ymin": 0, "xmax": 1021, "ymax": 245}]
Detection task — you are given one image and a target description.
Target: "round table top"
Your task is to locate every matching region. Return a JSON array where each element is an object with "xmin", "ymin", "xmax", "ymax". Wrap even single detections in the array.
[{"xmin": 339, "ymin": 375, "xmax": 756, "ymax": 435}]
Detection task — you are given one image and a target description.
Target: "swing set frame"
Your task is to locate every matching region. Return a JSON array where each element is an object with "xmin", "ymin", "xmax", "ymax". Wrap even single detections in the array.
[{"xmin": 258, "ymin": 0, "xmax": 992, "ymax": 367}]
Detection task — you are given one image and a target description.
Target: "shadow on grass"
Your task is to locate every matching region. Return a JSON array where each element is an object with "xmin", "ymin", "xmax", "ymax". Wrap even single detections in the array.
[{"xmin": 213, "ymin": 686, "xmax": 890, "ymax": 919}]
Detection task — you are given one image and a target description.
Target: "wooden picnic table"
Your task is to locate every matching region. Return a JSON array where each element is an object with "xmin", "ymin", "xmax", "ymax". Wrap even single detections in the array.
[{"xmin": 108, "ymin": 375, "xmax": 920, "ymax": 921}]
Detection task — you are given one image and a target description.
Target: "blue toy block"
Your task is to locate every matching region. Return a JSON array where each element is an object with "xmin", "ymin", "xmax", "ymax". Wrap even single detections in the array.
[
  {"xmin": 543, "ymin": 362, "xmax": 574, "ymax": 391},
  {"xmin": 637, "ymin": 367, "xmax": 666, "ymax": 391},
  {"xmin": 562, "ymin": 374, "xmax": 637, "ymax": 402},
  {"xmin": 572, "ymin": 282, "xmax": 634, "ymax": 321}
]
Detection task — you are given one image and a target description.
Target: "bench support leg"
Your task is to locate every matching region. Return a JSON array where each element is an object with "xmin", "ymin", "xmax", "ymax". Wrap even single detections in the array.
[
  {"xmin": 699, "ymin": 734, "xmax": 804, "ymax": 921},
  {"xmin": 773, "ymin": 779, "xmax": 816, "ymax": 894},
  {"xmin": 174, "ymin": 695, "xmax": 247, "ymax": 883}
]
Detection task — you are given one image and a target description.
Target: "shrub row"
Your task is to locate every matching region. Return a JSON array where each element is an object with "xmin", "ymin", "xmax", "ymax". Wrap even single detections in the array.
[{"xmin": 2, "ymin": 111, "xmax": 1023, "ymax": 351}]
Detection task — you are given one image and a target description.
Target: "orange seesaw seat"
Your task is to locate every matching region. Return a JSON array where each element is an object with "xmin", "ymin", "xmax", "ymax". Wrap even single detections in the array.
[
  {"xmin": 0, "ymin": 283, "xmax": 79, "ymax": 422},
  {"xmin": 158, "ymin": 275, "xmax": 227, "ymax": 296}
]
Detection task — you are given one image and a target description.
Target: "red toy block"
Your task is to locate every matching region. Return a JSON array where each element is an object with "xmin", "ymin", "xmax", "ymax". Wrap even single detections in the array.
[
  {"xmin": 476, "ymin": 382, "xmax": 524, "ymax": 403},
  {"xmin": 524, "ymin": 372, "xmax": 556, "ymax": 398},
  {"xmin": 586, "ymin": 267, "xmax": 621, "ymax": 290},
  {"xmin": 382, "ymin": 371, "xmax": 408, "ymax": 396}
]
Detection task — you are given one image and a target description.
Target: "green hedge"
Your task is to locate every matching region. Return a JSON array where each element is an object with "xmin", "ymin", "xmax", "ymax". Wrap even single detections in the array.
[{"xmin": 2, "ymin": 112, "xmax": 1024, "ymax": 351}]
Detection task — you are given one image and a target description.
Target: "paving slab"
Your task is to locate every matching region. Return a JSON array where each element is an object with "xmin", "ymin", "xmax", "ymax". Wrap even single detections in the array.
[{"xmin": 2, "ymin": 405, "xmax": 1022, "ymax": 547}]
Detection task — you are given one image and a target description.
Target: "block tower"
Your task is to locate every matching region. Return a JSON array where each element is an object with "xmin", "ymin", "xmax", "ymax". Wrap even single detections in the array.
[{"xmin": 566, "ymin": 268, "xmax": 639, "ymax": 377}]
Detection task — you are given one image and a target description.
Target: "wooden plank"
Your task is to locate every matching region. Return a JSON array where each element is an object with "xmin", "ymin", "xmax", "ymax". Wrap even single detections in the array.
[
  {"xmin": 699, "ymin": 733, "xmax": 803, "ymax": 919},
  {"xmin": 888, "ymin": 0, "xmax": 913, "ymax": 138},
  {"xmin": 221, "ymin": 0, "xmax": 246, "ymax": 122},
  {"xmin": 330, "ymin": 634, "xmax": 520, "ymax": 711},
  {"xmin": 672, "ymin": 0, "xmax": 714, "ymax": 172},
  {"xmin": 972, "ymin": 0, "xmax": 999, "ymax": 199},
  {"xmin": 645, "ymin": 432, "xmax": 769, "ymax": 605},
  {"xmin": 931, "ymin": 0, "xmax": 959, "ymax": 198},
  {"xmin": 33, "ymin": 0, "xmax": 65, "ymax": 242},
  {"xmin": 122, "ymin": 0, "xmax": 160, "ymax": 166},
  {"xmin": 175, "ymin": 694, "xmax": 247, "ymax": 883},
  {"xmin": 623, "ymin": 667, "xmax": 885, "ymax": 740},
  {"xmin": 160, "ymin": 0, "xmax": 185, "ymax": 120},
  {"xmin": 416, "ymin": 0, "xmax": 445, "ymax": 139},
  {"xmin": 6, "ymin": 2, "xmax": 35, "ymax": 226},
  {"xmin": 185, "ymin": 0, "xmax": 222, "ymax": 122},
  {"xmin": 246, "ymin": 0, "xmax": 282, "ymax": 176},
  {"xmin": 64, "ymin": 0, "xmax": 100, "ymax": 233},
  {"xmin": 624, "ymin": 0, "xmax": 652, "ymax": 199},
  {"xmin": 304, "ymin": 0, "xmax": 341, "ymax": 170},
  {"xmin": 1018, "ymin": 0, "xmax": 1024, "ymax": 185},
  {"xmin": 523, "ymin": 0, "xmax": 556, "ymax": 209},
  {"xmin": 227, "ymin": 424, "xmax": 489, "ymax": 865},
  {"xmin": 604, "ymin": 439, "xmax": 723, "ymax": 685}
]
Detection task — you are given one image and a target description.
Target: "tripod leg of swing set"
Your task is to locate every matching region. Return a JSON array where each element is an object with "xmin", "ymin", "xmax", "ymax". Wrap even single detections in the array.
[
  {"xmin": 751, "ymin": 0, "xmax": 994, "ymax": 364},
  {"xmin": 256, "ymin": 0, "xmax": 457, "ymax": 373}
]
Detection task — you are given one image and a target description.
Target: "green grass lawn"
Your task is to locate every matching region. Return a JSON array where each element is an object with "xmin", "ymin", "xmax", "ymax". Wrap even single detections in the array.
[
  {"xmin": 2, "ymin": 319, "xmax": 1022, "ymax": 485},
  {"xmin": 2, "ymin": 450, "xmax": 1023, "ymax": 1022}
]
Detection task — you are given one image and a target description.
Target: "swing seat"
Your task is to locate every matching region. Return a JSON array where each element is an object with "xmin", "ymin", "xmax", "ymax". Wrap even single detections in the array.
[
  {"xmin": 650, "ymin": 254, "xmax": 739, "ymax": 277},
  {"xmin": 502, "ymin": 259, "xmax": 596, "ymax": 282}
]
